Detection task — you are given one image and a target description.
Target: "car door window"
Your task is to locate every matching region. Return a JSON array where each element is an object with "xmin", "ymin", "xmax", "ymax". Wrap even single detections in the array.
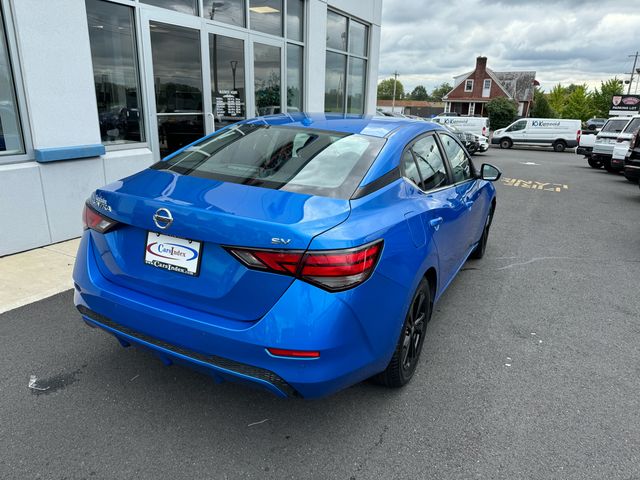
[
  {"xmin": 411, "ymin": 135, "xmax": 449, "ymax": 191},
  {"xmin": 439, "ymin": 133, "xmax": 473, "ymax": 183},
  {"xmin": 506, "ymin": 120, "xmax": 526, "ymax": 132},
  {"xmin": 401, "ymin": 149, "xmax": 422, "ymax": 186}
]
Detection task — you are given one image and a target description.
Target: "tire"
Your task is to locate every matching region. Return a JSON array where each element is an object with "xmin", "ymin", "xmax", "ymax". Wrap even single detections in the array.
[
  {"xmin": 499, "ymin": 138, "xmax": 512, "ymax": 149},
  {"xmin": 587, "ymin": 157, "xmax": 602, "ymax": 169},
  {"xmin": 373, "ymin": 278, "xmax": 431, "ymax": 388},
  {"xmin": 603, "ymin": 158, "xmax": 616, "ymax": 173},
  {"xmin": 470, "ymin": 205, "xmax": 494, "ymax": 260},
  {"xmin": 624, "ymin": 173, "xmax": 639, "ymax": 184},
  {"xmin": 553, "ymin": 141, "xmax": 566, "ymax": 153}
]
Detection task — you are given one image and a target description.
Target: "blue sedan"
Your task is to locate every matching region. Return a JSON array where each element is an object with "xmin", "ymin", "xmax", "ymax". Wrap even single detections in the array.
[{"xmin": 73, "ymin": 113, "xmax": 501, "ymax": 399}]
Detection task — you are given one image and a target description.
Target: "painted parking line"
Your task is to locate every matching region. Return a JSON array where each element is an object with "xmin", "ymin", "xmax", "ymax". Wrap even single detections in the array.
[{"xmin": 500, "ymin": 177, "xmax": 568, "ymax": 193}]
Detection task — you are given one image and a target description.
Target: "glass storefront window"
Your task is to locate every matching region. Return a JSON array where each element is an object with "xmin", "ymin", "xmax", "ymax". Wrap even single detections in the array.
[
  {"xmin": 210, "ymin": 34, "xmax": 246, "ymax": 129},
  {"xmin": 347, "ymin": 57, "xmax": 365, "ymax": 114},
  {"xmin": 254, "ymin": 43, "xmax": 281, "ymax": 115},
  {"xmin": 249, "ymin": 0, "xmax": 283, "ymax": 37},
  {"xmin": 286, "ymin": 0, "xmax": 304, "ymax": 41},
  {"xmin": 324, "ymin": 51, "xmax": 345, "ymax": 113},
  {"xmin": 150, "ymin": 22, "xmax": 204, "ymax": 157},
  {"xmin": 86, "ymin": 0, "xmax": 145, "ymax": 145},
  {"xmin": 326, "ymin": 10, "xmax": 347, "ymax": 51},
  {"xmin": 348, "ymin": 21, "xmax": 367, "ymax": 57},
  {"xmin": 325, "ymin": 11, "xmax": 368, "ymax": 114},
  {"xmin": 0, "ymin": 7, "xmax": 23, "ymax": 156},
  {"xmin": 286, "ymin": 44, "xmax": 302, "ymax": 111},
  {"xmin": 205, "ymin": 0, "xmax": 245, "ymax": 27},
  {"xmin": 141, "ymin": 0, "xmax": 198, "ymax": 16}
]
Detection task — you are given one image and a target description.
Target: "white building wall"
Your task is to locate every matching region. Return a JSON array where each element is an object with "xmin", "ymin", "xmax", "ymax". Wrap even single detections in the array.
[{"xmin": 0, "ymin": 0, "xmax": 382, "ymax": 257}]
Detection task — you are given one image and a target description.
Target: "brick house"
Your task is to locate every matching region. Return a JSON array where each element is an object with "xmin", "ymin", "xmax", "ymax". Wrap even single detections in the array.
[{"xmin": 443, "ymin": 56, "xmax": 537, "ymax": 117}]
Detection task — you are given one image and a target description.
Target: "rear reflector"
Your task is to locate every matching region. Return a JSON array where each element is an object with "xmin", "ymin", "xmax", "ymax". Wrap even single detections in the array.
[
  {"xmin": 226, "ymin": 240, "xmax": 383, "ymax": 292},
  {"xmin": 82, "ymin": 203, "xmax": 119, "ymax": 233},
  {"xmin": 267, "ymin": 348, "xmax": 320, "ymax": 358}
]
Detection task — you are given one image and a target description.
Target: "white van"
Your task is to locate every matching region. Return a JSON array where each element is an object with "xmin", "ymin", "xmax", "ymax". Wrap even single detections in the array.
[
  {"xmin": 492, "ymin": 118, "xmax": 581, "ymax": 152},
  {"xmin": 610, "ymin": 116, "xmax": 640, "ymax": 171},
  {"xmin": 431, "ymin": 116, "xmax": 489, "ymax": 137}
]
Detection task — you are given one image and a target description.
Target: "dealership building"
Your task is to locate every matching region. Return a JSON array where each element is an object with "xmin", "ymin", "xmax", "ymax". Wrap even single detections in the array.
[{"xmin": 0, "ymin": 0, "xmax": 382, "ymax": 256}]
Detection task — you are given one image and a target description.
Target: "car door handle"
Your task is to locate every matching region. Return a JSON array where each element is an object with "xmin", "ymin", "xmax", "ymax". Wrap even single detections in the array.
[{"xmin": 429, "ymin": 217, "xmax": 443, "ymax": 231}]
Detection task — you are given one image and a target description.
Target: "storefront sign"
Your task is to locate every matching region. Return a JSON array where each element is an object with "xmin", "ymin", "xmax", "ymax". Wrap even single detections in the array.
[{"xmin": 610, "ymin": 94, "xmax": 640, "ymax": 113}]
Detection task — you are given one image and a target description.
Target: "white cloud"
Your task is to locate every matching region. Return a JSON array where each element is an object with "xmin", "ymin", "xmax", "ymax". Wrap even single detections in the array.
[{"xmin": 379, "ymin": 0, "xmax": 640, "ymax": 94}]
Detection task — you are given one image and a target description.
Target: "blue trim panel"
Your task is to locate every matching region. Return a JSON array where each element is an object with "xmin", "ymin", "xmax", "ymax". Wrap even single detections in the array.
[{"xmin": 35, "ymin": 144, "xmax": 105, "ymax": 163}]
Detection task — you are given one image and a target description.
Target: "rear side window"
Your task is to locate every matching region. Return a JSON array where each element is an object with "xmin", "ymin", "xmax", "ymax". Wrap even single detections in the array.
[
  {"xmin": 602, "ymin": 119, "xmax": 630, "ymax": 133},
  {"xmin": 152, "ymin": 124, "xmax": 385, "ymax": 199},
  {"xmin": 401, "ymin": 150, "xmax": 421, "ymax": 186},
  {"xmin": 411, "ymin": 136, "xmax": 448, "ymax": 190},
  {"xmin": 439, "ymin": 133, "xmax": 473, "ymax": 183},
  {"xmin": 622, "ymin": 118, "xmax": 640, "ymax": 134}
]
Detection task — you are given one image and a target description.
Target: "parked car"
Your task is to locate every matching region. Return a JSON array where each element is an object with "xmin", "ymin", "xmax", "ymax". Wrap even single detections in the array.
[
  {"xmin": 431, "ymin": 116, "xmax": 489, "ymax": 137},
  {"xmin": 492, "ymin": 118, "xmax": 581, "ymax": 152},
  {"xmin": 624, "ymin": 130, "xmax": 640, "ymax": 183},
  {"xmin": 585, "ymin": 117, "xmax": 606, "ymax": 131},
  {"xmin": 441, "ymin": 123, "xmax": 478, "ymax": 153},
  {"xmin": 611, "ymin": 115, "xmax": 640, "ymax": 177},
  {"xmin": 592, "ymin": 117, "xmax": 633, "ymax": 173},
  {"xmin": 471, "ymin": 133, "xmax": 490, "ymax": 153},
  {"xmin": 73, "ymin": 113, "xmax": 501, "ymax": 399},
  {"xmin": 577, "ymin": 130, "xmax": 600, "ymax": 167}
]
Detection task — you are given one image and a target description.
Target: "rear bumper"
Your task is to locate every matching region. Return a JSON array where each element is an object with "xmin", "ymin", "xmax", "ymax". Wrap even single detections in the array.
[
  {"xmin": 624, "ymin": 159, "xmax": 640, "ymax": 180},
  {"xmin": 576, "ymin": 146, "xmax": 592, "ymax": 156},
  {"xmin": 73, "ymin": 233, "xmax": 405, "ymax": 399}
]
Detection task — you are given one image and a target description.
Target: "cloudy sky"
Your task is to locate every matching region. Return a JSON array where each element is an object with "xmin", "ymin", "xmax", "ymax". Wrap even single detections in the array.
[{"xmin": 378, "ymin": 0, "xmax": 640, "ymax": 94}]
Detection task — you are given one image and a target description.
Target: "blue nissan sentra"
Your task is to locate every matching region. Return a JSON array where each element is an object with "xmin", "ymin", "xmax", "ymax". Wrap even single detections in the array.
[{"xmin": 73, "ymin": 113, "xmax": 501, "ymax": 399}]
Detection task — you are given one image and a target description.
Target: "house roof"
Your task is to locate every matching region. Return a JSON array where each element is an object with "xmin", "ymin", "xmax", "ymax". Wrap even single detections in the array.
[
  {"xmin": 444, "ymin": 66, "xmax": 536, "ymax": 103},
  {"xmin": 377, "ymin": 100, "xmax": 445, "ymax": 107}
]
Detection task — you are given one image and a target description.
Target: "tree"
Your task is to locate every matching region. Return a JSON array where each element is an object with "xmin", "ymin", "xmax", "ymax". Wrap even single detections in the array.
[
  {"xmin": 547, "ymin": 84, "xmax": 567, "ymax": 117},
  {"xmin": 563, "ymin": 84, "xmax": 595, "ymax": 121},
  {"xmin": 410, "ymin": 85, "xmax": 429, "ymax": 100},
  {"xmin": 486, "ymin": 97, "xmax": 518, "ymax": 130},
  {"xmin": 377, "ymin": 78, "xmax": 404, "ymax": 100},
  {"xmin": 430, "ymin": 82, "xmax": 452, "ymax": 101},
  {"xmin": 530, "ymin": 87, "xmax": 556, "ymax": 118},
  {"xmin": 591, "ymin": 78, "xmax": 624, "ymax": 118}
]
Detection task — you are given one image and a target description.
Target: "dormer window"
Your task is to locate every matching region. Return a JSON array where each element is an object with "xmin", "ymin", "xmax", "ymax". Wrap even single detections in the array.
[{"xmin": 465, "ymin": 79, "xmax": 473, "ymax": 92}]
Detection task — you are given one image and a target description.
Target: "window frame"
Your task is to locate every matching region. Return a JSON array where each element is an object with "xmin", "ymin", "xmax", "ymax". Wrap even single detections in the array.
[
  {"xmin": 400, "ymin": 131, "xmax": 454, "ymax": 194},
  {"xmin": 0, "ymin": 0, "xmax": 32, "ymax": 165},
  {"xmin": 436, "ymin": 132, "xmax": 477, "ymax": 185},
  {"xmin": 324, "ymin": 8, "xmax": 369, "ymax": 114},
  {"xmin": 483, "ymin": 78, "xmax": 491, "ymax": 90},
  {"xmin": 464, "ymin": 79, "xmax": 473, "ymax": 92}
]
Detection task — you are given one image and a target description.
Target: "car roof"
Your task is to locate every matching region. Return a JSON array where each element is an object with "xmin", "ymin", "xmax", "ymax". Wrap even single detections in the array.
[{"xmin": 244, "ymin": 112, "xmax": 438, "ymax": 138}]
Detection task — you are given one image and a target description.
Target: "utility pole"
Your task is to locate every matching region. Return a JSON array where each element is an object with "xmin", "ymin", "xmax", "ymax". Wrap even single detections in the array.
[
  {"xmin": 627, "ymin": 51, "xmax": 639, "ymax": 95},
  {"xmin": 391, "ymin": 71, "xmax": 399, "ymax": 113}
]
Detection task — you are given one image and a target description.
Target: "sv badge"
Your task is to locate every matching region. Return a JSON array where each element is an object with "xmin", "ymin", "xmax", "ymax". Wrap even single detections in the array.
[{"xmin": 271, "ymin": 237, "xmax": 291, "ymax": 245}]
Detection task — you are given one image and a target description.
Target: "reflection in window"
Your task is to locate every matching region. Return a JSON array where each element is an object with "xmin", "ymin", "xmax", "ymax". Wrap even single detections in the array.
[
  {"xmin": 439, "ymin": 134, "xmax": 473, "ymax": 183},
  {"xmin": 324, "ymin": 52, "xmax": 346, "ymax": 113},
  {"xmin": 249, "ymin": 0, "xmax": 283, "ymax": 36},
  {"xmin": 348, "ymin": 21, "xmax": 367, "ymax": 56},
  {"xmin": 157, "ymin": 115, "xmax": 204, "ymax": 158},
  {"xmin": 326, "ymin": 10, "xmax": 347, "ymax": 51},
  {"xmin": 286, "ymin": 44, "xmax": 303, "ymax": 112},
  {"xmin": 286, "ymin": 0, "xmax": 304, "ymax": 41},
  {"xmin": 150, "ymin": 22, "xmax": 203, "ymax": 114},
  {"xmin": 205, "ymin": 0, "xmax": 245, "ymax": 27},
  {"xmin": 210, "ymin": 34, "xmax": 246, "ymax": 129},
  {"xmin": 347, "ymin": 57, "xmax": 366, "ymax": 114},
  {"xmin": 0, "ymin": 7, "xmax": 24, "ymax": 155},
  {"xmin": 412, "ymin": 136, "xmax": 448, "ymax": 191},
  {"xmin": 86, "ymin": 0, "xmax": 145, "ymax": 144},
  {"xmin": 254, "ymin": 43, "xmax": 281, "ymax": 116},
  {"xmin": 141, "ymin": 0, "xmax": 198, "ymax": 16}
]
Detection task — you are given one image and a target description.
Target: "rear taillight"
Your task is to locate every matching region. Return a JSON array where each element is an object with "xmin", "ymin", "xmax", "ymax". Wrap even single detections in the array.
[
  {"xmin": 577, "ymin": 130, "xmax": 581, "ymax": 143},
  {"xmin": 226, "ymin": 240, "xmax": 383, "ymax": 292},
  {"xmin": 82, "ymin": 203, "xmax": 119, "ymax": 233},
  {"xmin": 482, "ymin": 126, "xmax": 487, "ymax": 136}
]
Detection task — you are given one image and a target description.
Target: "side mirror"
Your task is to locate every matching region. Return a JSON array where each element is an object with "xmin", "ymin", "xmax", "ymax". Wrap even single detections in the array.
[{"xmin": 481, "ymin": 163, "xmax": 501, "ymax": 181}]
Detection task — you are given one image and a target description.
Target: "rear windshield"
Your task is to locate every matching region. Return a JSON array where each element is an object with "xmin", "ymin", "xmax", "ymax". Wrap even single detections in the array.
[
  {"xmin": 602, "ymin": 119, "xmax": 630, "ymax": 133},
  {"xmin": 622, "ymin": 118, "xmax": 640, "ymax": 134},
  {"xmin": 152, "ymin": 124, "xmax": 385, "ymax": 199}
]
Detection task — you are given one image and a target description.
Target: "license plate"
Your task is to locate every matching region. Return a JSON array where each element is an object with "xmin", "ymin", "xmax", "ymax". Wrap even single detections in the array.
[{"xmin": 145, "ymin": 232, "xmax": 202, "ymax": 276}]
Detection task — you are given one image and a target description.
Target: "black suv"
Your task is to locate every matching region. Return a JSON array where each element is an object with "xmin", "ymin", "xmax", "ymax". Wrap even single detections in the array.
[{"xmin": 624, "ymin": 131, "xmax": 640, "ymax": 183}]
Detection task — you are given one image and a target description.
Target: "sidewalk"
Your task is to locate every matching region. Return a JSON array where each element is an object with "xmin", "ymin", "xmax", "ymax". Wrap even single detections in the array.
[{"xmin": 0, "ymin": 238, "xmax": 80, "ymax": 314}]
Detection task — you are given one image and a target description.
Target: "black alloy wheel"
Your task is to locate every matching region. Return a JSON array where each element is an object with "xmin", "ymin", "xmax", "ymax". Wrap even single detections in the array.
[
  {"xmin": 470, "ymin": 206, "xmax": 493, "ymax": 260},
  {"xmin": 373, "ymin": 278, "xmax": 431, "ymax": 388},
  {"xmin": 587, "ymin": 157, "xmax": 602, "ymax": 169},
  {"xmin": 500, "ymin": 138, "xmax": 512, "ymax": 149},
  {"xmin": 553, "ymin": 141, "xmax": 567, "ymax": 153}
]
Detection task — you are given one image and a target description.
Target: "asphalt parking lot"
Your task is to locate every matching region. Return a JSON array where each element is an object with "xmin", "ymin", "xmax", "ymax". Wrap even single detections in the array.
[{"xmin": 2, "ymin": 146, "xmax": 640, "ymax": 480}]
